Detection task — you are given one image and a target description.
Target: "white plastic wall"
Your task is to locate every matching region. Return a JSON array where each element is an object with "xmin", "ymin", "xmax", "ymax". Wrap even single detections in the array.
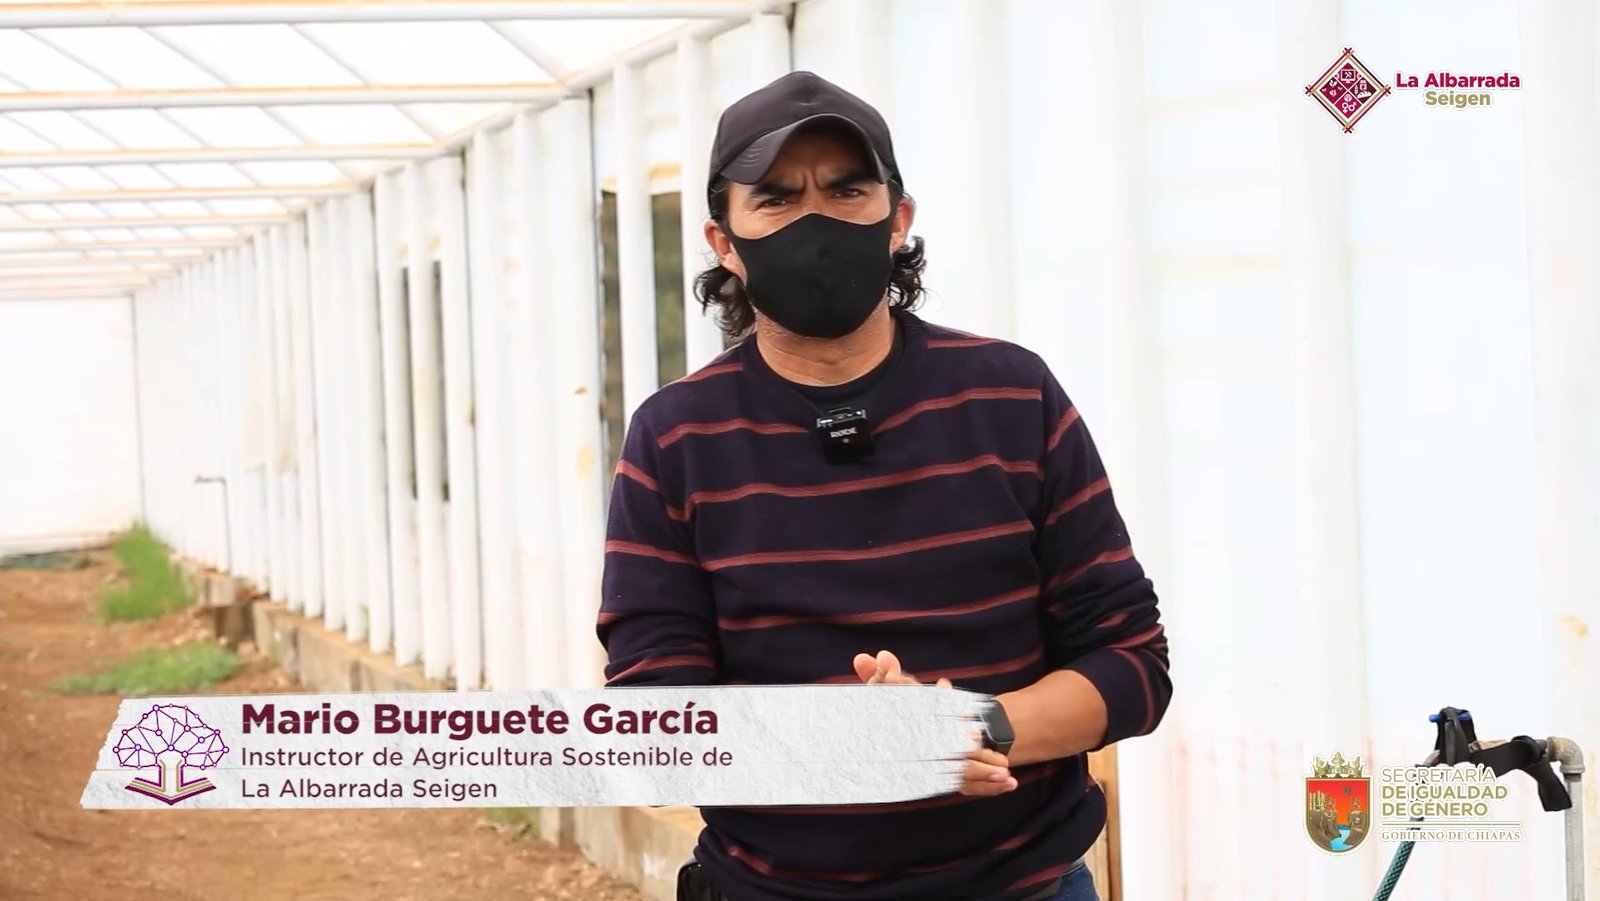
[
  {"xmin": 118, "ymin": 2, "xmax": 1597, "ymax": 898},
  {"xmin": 0, "ymin": 297, "xmax": 142, "ymax": 555}
]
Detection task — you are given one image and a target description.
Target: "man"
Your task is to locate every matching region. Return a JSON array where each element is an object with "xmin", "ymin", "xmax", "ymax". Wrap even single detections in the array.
[{"xmin": 598, "ymin": 71, "xmax": 1171, "ymax": 901}]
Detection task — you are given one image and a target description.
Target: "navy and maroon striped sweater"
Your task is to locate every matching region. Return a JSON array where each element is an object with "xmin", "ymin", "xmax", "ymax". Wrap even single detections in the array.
[{"xmin": 597, "ymin": 311, "xmax": 1171, "ymax": 901}]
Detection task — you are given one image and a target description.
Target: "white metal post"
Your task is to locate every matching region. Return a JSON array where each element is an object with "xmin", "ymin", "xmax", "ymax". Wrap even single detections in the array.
[
  {"xmin": 1521, "ymin": 2, "xmax": 1600, "ymax": 888},
  {"xmin": 334, "ymin": 197, "xmax": 368, "ymax": 638},
  {"xmin": 951, "ymin": 1, "xmax": 1014, "ymax": 341},
  {"xmin": 436, "ymin": 155, "xmax": 485, "ymax": 691},
  {"xmin": 748, "ymin": 12, "xmax": 792, "ymax": 86},
  {"xmin": 254, "ymin": 235, "xmax": 284, "ymax": 600},
  {"xmin": 1277, "ymin": 4, "xmax": 1374, "ymax": 898},
  {"xmin": 1085, "ymin": 2, "xmax": 1176, "ymax": 900},
  {"xmin": 549, "ymin": 97, "xmax": 610, "ymax": 688},
  {"xmin": 331, "ymin": 198, "xmax": 365, "ymax": 637},
  {"xmin": 329, "ymin": 198, "xmax": 366, "ymax": 640},
  {"xmin": 287, "ymin": 218, "xmax": 326, "ymax": 617},
  {"xmin": 347, "ymin": 192, "xmax": 391, "ymax": 650},
  {"xmin": 465, "ymin": 130, "xmax": 523, "ymax": 691},
  {"xmin": 405, "ymin": 161, "xmax": 453, "ymax": 681},
  {"xmin": 307, "ymin": 204, "xmax": 346, "ymax": 630},
  {"xmin": 676, "ymin": 34, "xmax": 725, "ymax": 369},
  {"xmin": 181, "ymin": 269, "xmax": 202, "ymax": 562},
  {"xmin": 375, "ymin": 172, "xmax": 420, "ymax": 664},
  {"xmin": 268, "ymin": 227, "xmax": 301, "ymax": 610},
  {"xmin": 614, "ymin": 61, "xmax": 661, "ymax": 424},
  {"xmin": 218, "ymin": 251, "xmax": 244, "ymax": 576},
  {"xmin": 509, "ymin": 110, "xmax": 569, "ymax": 689}
]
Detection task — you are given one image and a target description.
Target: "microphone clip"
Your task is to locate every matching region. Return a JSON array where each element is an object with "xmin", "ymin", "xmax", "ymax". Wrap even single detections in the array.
[{"xmin": 815, "ymin": 406, "xmax": 874, "ymax": 464}]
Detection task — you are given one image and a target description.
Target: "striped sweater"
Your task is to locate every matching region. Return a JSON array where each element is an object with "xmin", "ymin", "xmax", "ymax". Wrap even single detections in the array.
[{"xmin": 597, "ymin": 312, "xmax": 1171, "ymax": 901}]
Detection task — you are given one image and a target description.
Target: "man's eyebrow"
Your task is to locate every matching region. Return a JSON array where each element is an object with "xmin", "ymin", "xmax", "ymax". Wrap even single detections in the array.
[
  {"xmin": 822, "ymin": 170, "xmax": 875, "ymax": 190},
  {"xmin": 746, "ymin": 170, "xmax": 876, "ymax": 200}
]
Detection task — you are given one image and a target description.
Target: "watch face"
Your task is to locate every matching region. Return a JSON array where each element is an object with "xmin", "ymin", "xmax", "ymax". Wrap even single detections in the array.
[{"xmin": 984, "ymin": 700, "xmax": 1014, "ymax": 745}]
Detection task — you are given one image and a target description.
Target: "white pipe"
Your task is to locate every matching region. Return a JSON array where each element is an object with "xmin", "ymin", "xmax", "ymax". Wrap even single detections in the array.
[
  {"xmin": 0, "ymin": 186, "xmax": 349, "ymax": 205},
  {"xmin": 549, "ymin": 98, "xmax": 609, "ymax": 689},
  {"xmin": 347, "ymin": 193, "xmax": 390, "ymax": 650},
  {"xmin": 465, "ymin": 131, "xmax": 522, "ymax": 691},
  {"xmin": 614, "ymin": 60, "xmax": 660, "ymax": 424},
  {"xmin": 375, "ymin": 172, "xmax": 419, "ymax": 663},
  {"xmin": 286, "ymin": 218, "xmax": 326, "ymax": 616},
  {"xmin": 0, "ymin": 1, "xmax": 758, "ymax": 28},
  {"xmin": 0, "ymin": 145, "xmax": 435, "ymax": 168},
  {"xmin": 435, "ymin": 155, "xmax": 484, "ymax": 691},
  {"xmin": 676, "ymin": 34, "xmax": 725, "ymax": 370},
  {"xmin": 507, "ymin": 110, "xmax": 569, "ymax": 691},
  {"xmin": 0, "ymin": 84, "xmax": 563, "ymax": 112},
  {"xmin": 405, "ymin": 161, "xmax": 453, "ymax": 681}
]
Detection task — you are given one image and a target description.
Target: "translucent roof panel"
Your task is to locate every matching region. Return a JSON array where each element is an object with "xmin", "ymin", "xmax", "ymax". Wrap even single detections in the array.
[
  {"xmin": 149, "ymin": 25, "xmax": 367, "ymax": 87},
  {"xmin": 297, "ymin": 22, "xmax": 553, "ymax": 84},
  {"xmin": 0, "ymin": 1, "xmax": 752, "ymax": 294}
]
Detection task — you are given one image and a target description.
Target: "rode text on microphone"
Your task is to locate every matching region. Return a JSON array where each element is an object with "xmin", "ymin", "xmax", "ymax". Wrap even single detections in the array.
[{"xmin": 816, "ymin": 406, "xmax": 874, "ymax": 464}]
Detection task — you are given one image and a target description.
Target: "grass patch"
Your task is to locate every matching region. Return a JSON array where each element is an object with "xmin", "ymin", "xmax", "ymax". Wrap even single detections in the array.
[
  {"xmin": 481, "ymin": 807, "xmax": 541, "ymax": 840},
  {"xmin": 97, "ymin": 525, "xmax": 194, "ymax": 622},
  {"xmin": 56, "ymin": 641, "xmax": 239, "ymax": 696}
]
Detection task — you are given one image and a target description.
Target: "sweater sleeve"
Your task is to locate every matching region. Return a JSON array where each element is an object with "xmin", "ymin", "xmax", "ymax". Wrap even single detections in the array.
[
  {"xmin": 596, "ymin": 412, "xmax": 719, "ymax": 686},
  {"xmin": 1035, "ymin": 370, "xmax": 1172, "ymax": 750}
]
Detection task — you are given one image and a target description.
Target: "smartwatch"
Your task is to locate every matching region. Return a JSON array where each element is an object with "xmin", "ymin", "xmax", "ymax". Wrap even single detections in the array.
[{"xmin": 979, "ymin": 698, "xmax": 1015, "ymax": 756}]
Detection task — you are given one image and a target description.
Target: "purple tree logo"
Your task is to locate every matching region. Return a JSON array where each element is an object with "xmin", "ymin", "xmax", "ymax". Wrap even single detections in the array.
[{"xmin": 113, "ymin": 704, "xmax": 229, "ymax": 805}]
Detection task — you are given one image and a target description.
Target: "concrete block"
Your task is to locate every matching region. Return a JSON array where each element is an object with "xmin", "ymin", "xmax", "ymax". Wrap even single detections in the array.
[{"xmin": 572, "ymin": 806, "xmax": 701, "ymax": 901}]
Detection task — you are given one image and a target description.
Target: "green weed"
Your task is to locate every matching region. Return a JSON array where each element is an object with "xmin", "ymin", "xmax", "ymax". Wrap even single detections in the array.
[{"xmin": 56, "ymin": 641, "xmax": 239, "ymax": 696}]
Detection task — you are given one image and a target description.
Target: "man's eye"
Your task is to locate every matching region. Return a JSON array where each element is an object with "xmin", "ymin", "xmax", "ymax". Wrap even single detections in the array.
[
  {"xmin": 836, "ymin": 187, "xmax": 865, "ymax": 198},
  {"xmin": 757, "ymin": 197, "xmax": 788, "ymax": 208}
]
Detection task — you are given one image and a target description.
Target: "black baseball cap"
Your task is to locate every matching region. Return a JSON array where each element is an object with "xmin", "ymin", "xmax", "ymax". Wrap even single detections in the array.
[{"xmin": 707, "ymin": 71, "xmax": 902, "ymax": 209}]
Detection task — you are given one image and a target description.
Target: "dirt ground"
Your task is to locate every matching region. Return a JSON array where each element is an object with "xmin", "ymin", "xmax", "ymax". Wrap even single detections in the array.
[{"xmin": 0, "ymin": 551, "xmax": 645, "ymax": 901}]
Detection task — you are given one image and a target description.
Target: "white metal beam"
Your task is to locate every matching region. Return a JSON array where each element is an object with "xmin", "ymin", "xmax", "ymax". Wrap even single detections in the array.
[
  {"xmin": 0, "ymin": 286, "xmax": 134, "ymax": 301},
  {"xmin": 0, "ymin": 1, "xmax": 759, "ymax": 27},
  {"xmin": 0, "ymin": 277, "xmax": 156, "ymax": 291},
  {"xmin": 0, "ymin": 257, "xmax": 185, "ymax": 269},
  {"xmin": 0, "ymin": 84, "xmax": 561, "ymax": 113},
  {"xmin": 3, "ymin": 267, "xmax": 175, "ymax": 279},
  {"xmin": 0, "ymin": 145, "xmax": 437, "ymax": 168},
  {"xmin": 0, "ymin": 215, "xmax": 283, "ymax": 232},
  {"xmin": 0, "ymin": 251, "xmax": 208, "ymax": 265},
  {"xmin": 0, "ymin": 241, "xmax": 239, "ymax": 254},
  {"xmin": 0, "ymin": 185, "xmax": 347, "ymax": 205}
]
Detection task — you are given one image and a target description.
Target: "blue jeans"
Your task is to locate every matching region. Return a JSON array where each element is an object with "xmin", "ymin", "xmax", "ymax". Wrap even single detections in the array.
[{"xmin": 1047, "ymin": 859, "xmax": 1100, "ymax": 901}]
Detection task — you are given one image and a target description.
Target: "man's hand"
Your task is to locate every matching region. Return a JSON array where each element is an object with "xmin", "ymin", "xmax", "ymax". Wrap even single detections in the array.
[{"xmin": 851, "ymin": 650, "xmax": 1017, "ymax": 797}]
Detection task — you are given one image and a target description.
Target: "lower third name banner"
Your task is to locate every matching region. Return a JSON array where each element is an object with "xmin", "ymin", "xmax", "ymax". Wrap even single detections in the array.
[{"xmin": 80, "ymin": 686, "xmax": 989, "ymax": 809}]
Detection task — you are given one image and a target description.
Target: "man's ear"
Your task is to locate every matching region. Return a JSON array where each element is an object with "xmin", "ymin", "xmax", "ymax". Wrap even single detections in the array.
[
  {"xmin": 703, "ymin": 218, "xmax": 746, "ymax": 281},
  {"xmin": 891, "ymin": 193, "xmax": 916, "ymax": 253}
]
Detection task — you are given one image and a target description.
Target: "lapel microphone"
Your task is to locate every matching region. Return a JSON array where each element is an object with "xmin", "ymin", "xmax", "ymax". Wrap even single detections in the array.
[{"xmin": 815, "ymin": 405, "xmax": 874, "ymax": 464}]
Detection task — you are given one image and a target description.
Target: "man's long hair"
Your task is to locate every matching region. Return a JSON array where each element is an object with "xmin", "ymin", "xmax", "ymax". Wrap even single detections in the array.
[{"xmin": 694, "ymin": 177, "xmax": 928, "ymax": 340}]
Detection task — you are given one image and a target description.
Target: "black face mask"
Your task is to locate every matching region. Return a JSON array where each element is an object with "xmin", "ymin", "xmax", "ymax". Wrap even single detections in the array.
[{"xmin": 724, "ymin": 209, "xmax": 896, "ymax": 339}]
